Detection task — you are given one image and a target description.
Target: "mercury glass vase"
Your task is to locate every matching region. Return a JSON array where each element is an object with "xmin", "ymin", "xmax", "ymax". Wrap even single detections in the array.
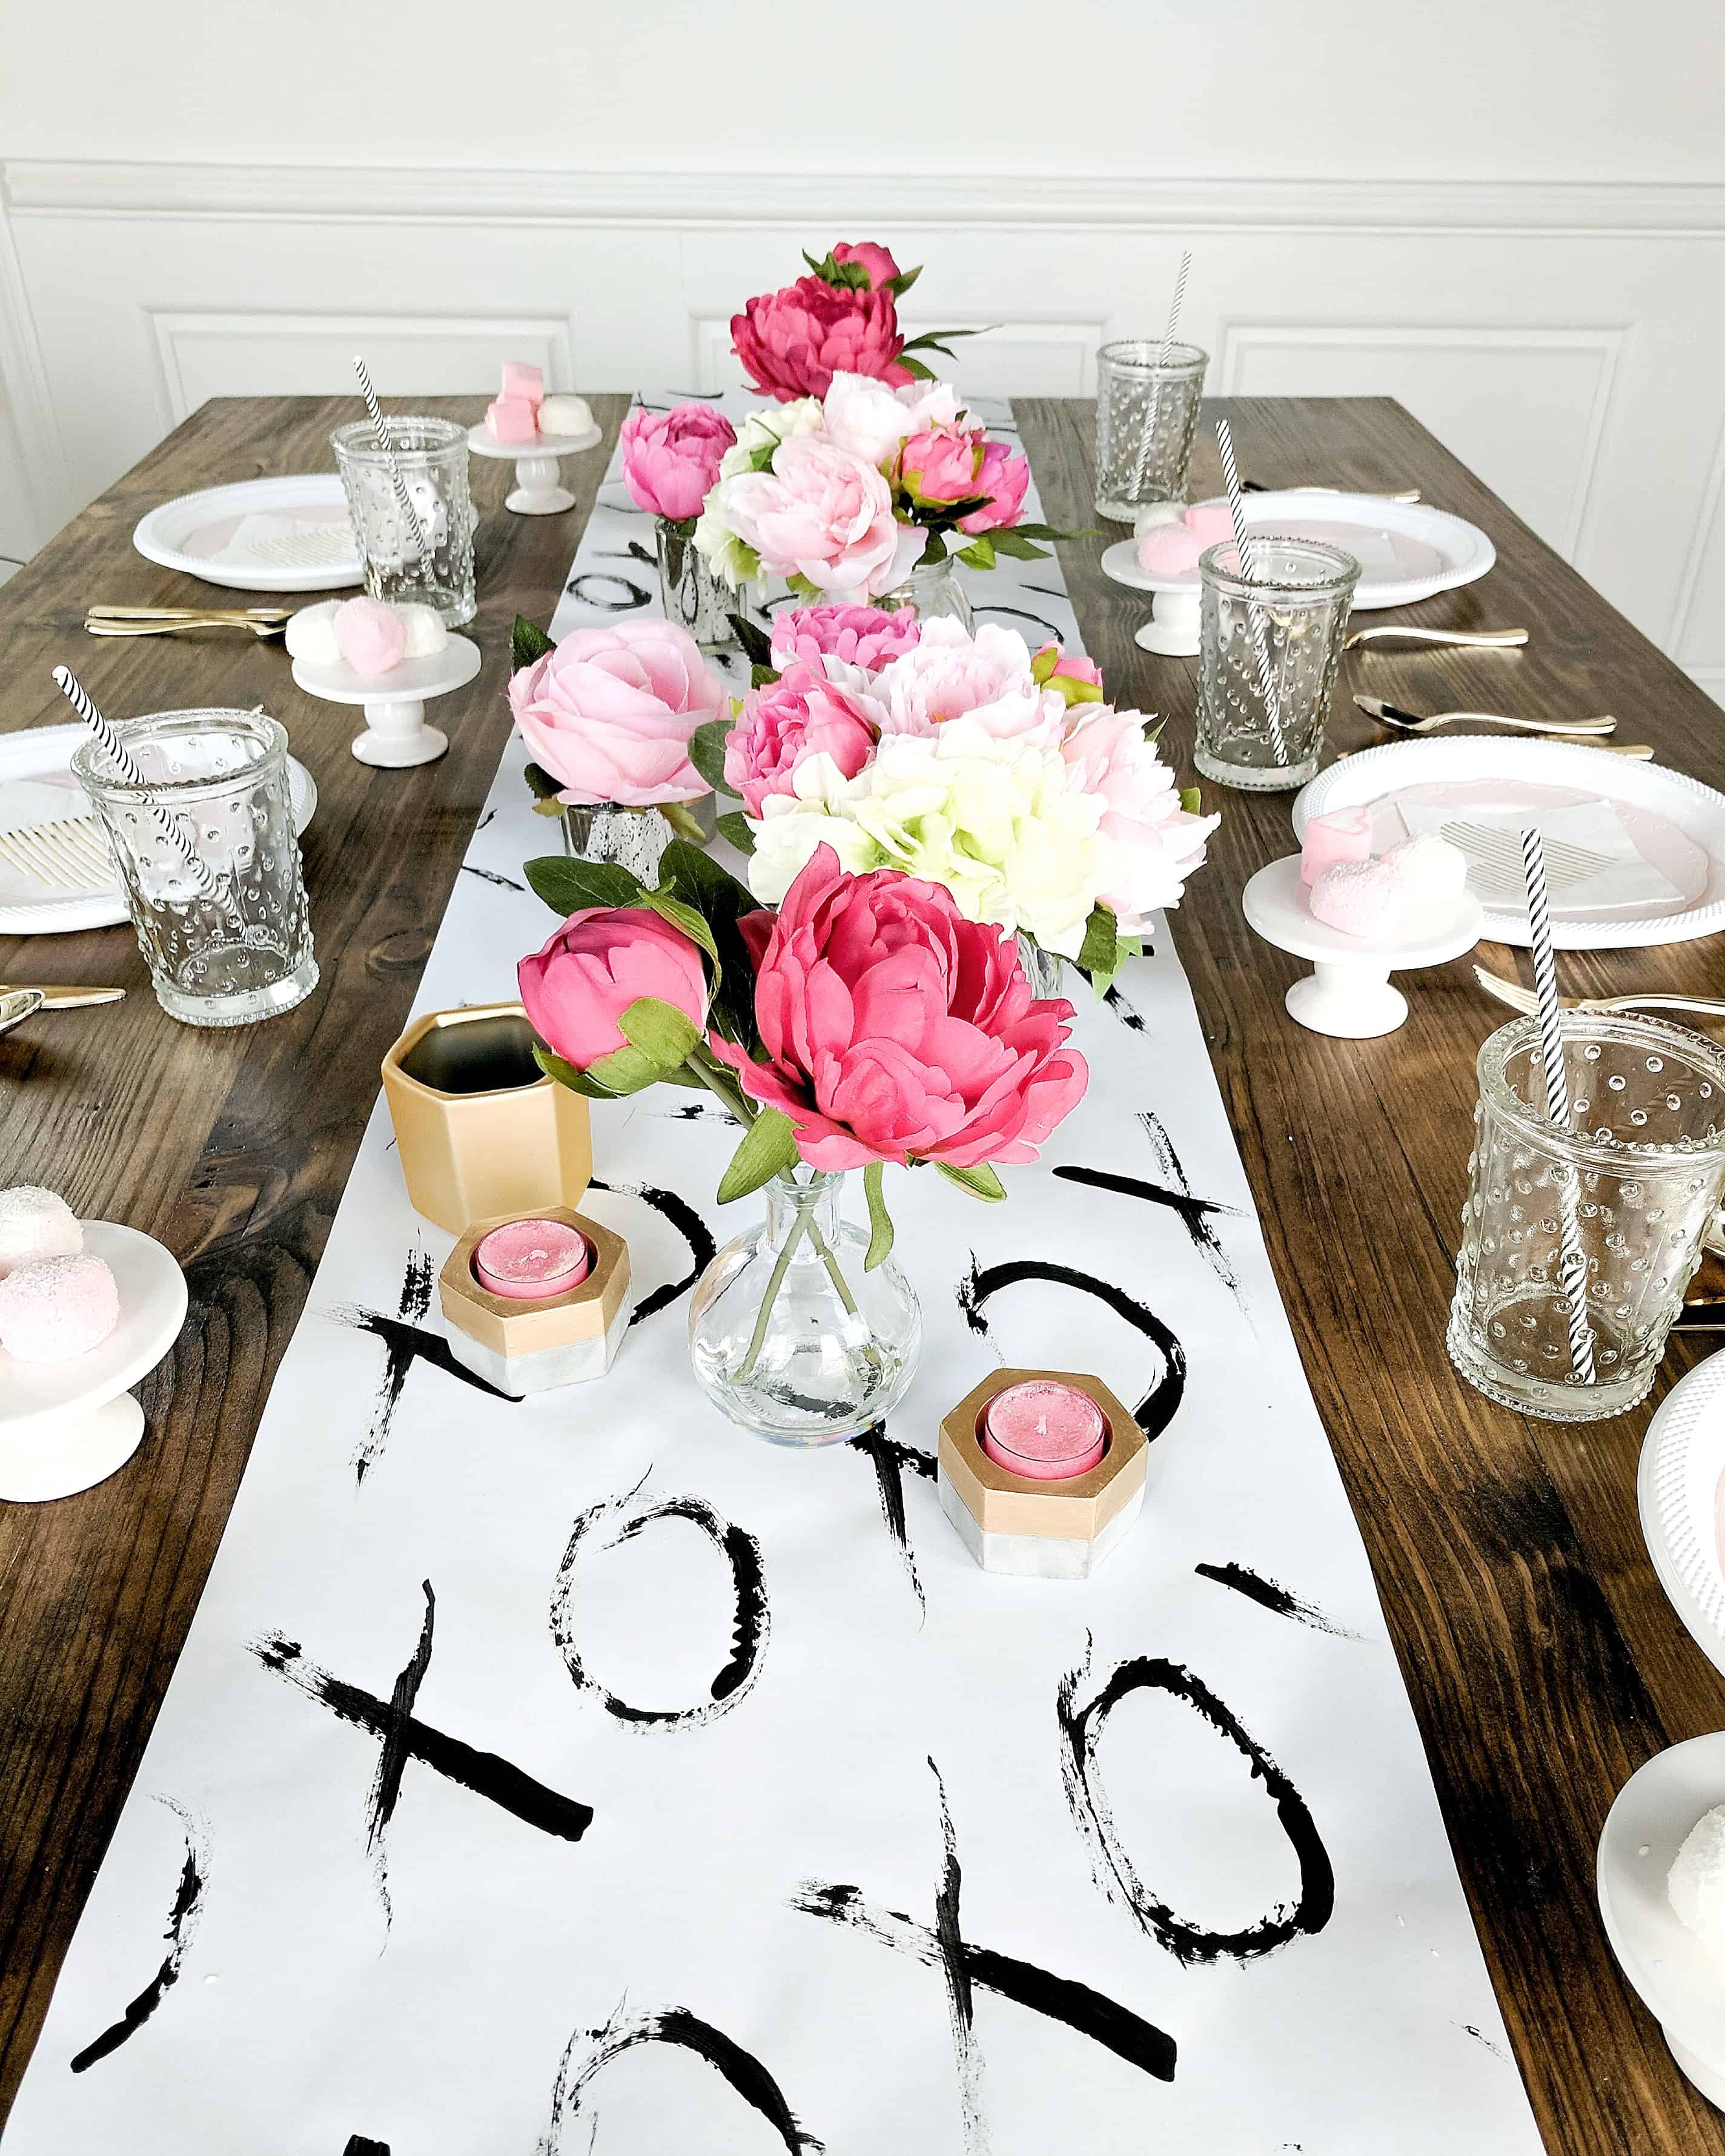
[
  {"xmin": 657, "ymin": 517, "xmax": 744, "ymax": 653},
  {"xmin": 688, "ymin": 1168, "xmax": 922, "ymax": 1446},
  {"xmin": 1016, "ymin": 931, "xmax": 1067, "ymax": 1001},
  {"xmin": 560, "ymin": 801, "xmax": 672, "ymax": 884}
]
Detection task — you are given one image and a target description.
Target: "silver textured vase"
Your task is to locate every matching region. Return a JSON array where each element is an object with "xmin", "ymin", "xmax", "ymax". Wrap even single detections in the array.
[{"xmin": 560, "ymin": 802, "xmax": 672, "ymax": 885}]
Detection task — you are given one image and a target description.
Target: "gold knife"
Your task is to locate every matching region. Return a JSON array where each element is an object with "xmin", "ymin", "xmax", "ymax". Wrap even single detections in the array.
[{"xmin": 0, "ymin": 984, "xmax": 127, "ymax": 1009}]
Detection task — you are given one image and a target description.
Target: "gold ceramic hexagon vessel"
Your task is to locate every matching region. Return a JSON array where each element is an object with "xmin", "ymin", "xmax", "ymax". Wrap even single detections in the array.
[
  {"xmin": 938, "ymin": 1366, "xmax": 1148, "ymax": 1578},
  {"xmin": 437, "ymin": 1207, "xmax": 630, "ymax": 1397},
  {"xmin": 380, "ymin": 1001, "xmax": 591, "ymax": 1234}
]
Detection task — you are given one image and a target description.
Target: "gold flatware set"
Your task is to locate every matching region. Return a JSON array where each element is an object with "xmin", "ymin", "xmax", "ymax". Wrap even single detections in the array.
[
  {"xmin": 84, "ymin": 603, "xmax": 292, "ymax": 640},
  {"xmin": 0, "ymin": 983, "xmax": 125, "ymax": 1039}
]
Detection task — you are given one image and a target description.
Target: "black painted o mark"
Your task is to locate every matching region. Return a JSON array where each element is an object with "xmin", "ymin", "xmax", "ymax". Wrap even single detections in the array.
[
  {"xmin": 551, "ymin": 1490, "xmax": 769, "ymax": 1730},
  {"xmin": 958, "ymin": 1257, "xmax": 1187, "ymax": 1442},
  {"xmin": 1057, "ymin": 1648, "xmax": 1334, "ymax": 1963}
]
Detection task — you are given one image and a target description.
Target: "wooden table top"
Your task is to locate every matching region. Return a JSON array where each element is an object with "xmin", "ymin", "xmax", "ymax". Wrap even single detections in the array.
[{"xmin": 2, "ymin": 392, "xmax": 1723, "ymax": 2152}]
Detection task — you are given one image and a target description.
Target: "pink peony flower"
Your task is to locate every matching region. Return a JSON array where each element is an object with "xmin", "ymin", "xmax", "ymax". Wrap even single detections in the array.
[
  {"xmin": 872, "ymin": 618, "xmax": 1068, "ymax": 747},
  {"xmin": 732, "ymin": 276, "xmax": 911, "ymax": 403},
  {"xmin": 1031, "ymin": 641, "xmax": 1105, "ymax": 706},
  {"xmin": 520, "ymin": 906, "xmax": 709, "ymax": 1073},
  {"xmin": 719, "ymin": 434, "xmax": 921, "ymax": 597},
  {"xmin": 509, "ymin": 619, "xmax": 726, "ymax": 807},
  {"xmin": 958, "ymin": 439, "xmax": 1031, "ymax": 534},
  {"xmin": 724, "ymin": 660, "xmax": 884, "ymax": 816},
  {"xmin": 769, "ymin": 603, "xmax": 921, "ymax": 676},
  {"xmin": 831, "ymin": 240, "xmax": 902, "ymax": 291},
  {"xmin": 707, "ymin": 844, "xmax": 1088, "ymax": 1172},
  {"xmin": 898, "ymin": 427, "xmax": 984, "ymax": 509},
  {"xmin": 1061, "ymin": 706, "xmax": 1220, "ymax": 934},
  {"xmin": 620, "ymin": 402, "xmax": 737, "ymax": 523}
]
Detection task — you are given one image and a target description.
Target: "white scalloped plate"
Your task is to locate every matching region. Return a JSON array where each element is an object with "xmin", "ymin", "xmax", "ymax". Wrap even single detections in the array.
[{"xmin": 1638, "ymin": 1351, "xmax": 1725, "ymax": 1679}]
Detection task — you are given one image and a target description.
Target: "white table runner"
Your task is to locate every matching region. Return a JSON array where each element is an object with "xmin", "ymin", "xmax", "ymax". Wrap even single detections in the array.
[{"xmin": 5, "ymin": 397, "xmax": 1544, "ymax": 2155}]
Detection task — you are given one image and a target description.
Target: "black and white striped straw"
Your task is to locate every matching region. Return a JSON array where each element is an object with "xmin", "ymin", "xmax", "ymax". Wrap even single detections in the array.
[
  {"xmin": 1130, "ymin": 248, "xmax": 1191, "ymax": 498},
  {"xmin": 1214, "ymin": 418, "xmax": 1288, "ymax": 761},
  {"xmin": 352, "ymin": 355, "xmax": 431, "ymax": 568},
  {"xmin": 1520, "ymin": 825, "xmax": 1596, "ymax": 1385},
  {"xmin": 52, "ymin": 665, "xmax": 220, "ymax": 899}
]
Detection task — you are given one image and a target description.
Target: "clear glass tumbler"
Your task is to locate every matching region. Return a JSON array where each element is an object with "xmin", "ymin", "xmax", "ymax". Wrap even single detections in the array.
[
  {"xmin": 1194, "ymin": 537, "xmax": 1360, "ymax": 791},
  {"xmin": 331, "ymin": 416, "xmax": 476, "ymax": 626},
  {"xmin": 1094, "ymin": 340, "xmax": 1208, "ymax": 522},
  {"xmin": 1449, "ymin": 1013, "xmax": 1725, "ymax": 1422},
  {"xmin": 72, "ymin": 710, "xmax": 317, "ymax": 1028}
]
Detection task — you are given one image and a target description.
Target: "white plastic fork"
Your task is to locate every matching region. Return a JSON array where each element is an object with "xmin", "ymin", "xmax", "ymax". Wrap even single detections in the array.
[{"xmin": 0, "ymin": 815, "xmax": 114, "ymax": 891}]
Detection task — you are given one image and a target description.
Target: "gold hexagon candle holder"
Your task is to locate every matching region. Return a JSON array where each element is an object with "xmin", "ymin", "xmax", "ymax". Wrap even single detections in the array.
[
  {"xmin": 437, "ymin": 1207, "xmax": 630, "ymax": 1396},
  {"xmin": 380, "ymin": 1002, "xmax": 591, "ymax": 1234},
  {"xmin": 938, "ymin": 1367, "xmax": 1148, "ymax": 1579}
]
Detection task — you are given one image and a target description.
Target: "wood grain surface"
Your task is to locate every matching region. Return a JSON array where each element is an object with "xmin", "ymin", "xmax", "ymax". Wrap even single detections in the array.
[{"xmin": 2, "ymin": 392, "xmax": 1723, "ymax": 2151}]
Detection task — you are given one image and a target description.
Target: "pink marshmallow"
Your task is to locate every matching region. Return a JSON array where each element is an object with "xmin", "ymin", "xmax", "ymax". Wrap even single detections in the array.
[
  {"xmin": 1309, "ymin": 858, "xmax": 1406, "ymax": 940},
  {"xmin": 0, "ymin": 1253, "xmax": 120, "ymax": 1363},
  {"xmin": 1184, "ymin": 502, "xmax": 1237, "ymax": 547},
  {"xmin": 1300, "ymin": 805, "xmax": 1375, "ymax": 886},
  {"xmin": 1136, "ymin": 523, "xmax": 1203, "ymax": 577},
  {"xmin": 500, "ymin": 360, "xmax": 544, "ymax": 407},
  {"xmin": 486, "ymin": 397, "xmax": 538, "ymax": 445},
  {"xmin": 333, "ymin": 597, "xmax": 408, "ymax": 678}
]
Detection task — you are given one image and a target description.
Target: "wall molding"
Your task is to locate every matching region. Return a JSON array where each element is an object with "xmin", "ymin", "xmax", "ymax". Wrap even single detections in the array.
[
  {"xmin": 0, "ymin": 185, "xmax": 70, "ymax": 546},
  {"xmin": 8, "ymin": 160, "xmax": 1725, "ymax": 237}
]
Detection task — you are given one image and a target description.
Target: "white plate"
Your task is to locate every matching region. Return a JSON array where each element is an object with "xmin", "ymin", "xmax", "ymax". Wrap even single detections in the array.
[
  {"xmin": 1638, "ymin": 1351, "xmax": 1725, "ymax": 1680},
  {"xmin": 133, "ymin": 475, "xmax": 362, "ymax": 594},
  {"xmin": 1101, "ymin": 491, "xmax": 1495, "ymax": 610},
  {"xmin": 0, "ymin": 723, "xmax": 317, "ymax": 937},
  {"xmin": 1295, "ymin": 738, "xmax": 1725, "ymax": 949}
]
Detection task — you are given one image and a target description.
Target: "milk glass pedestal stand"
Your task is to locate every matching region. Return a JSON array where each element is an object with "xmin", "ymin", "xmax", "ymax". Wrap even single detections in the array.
[
  {"xmin": 0, "ymin": 1222, "xmax": 188, "ymax": 1502},
  {"xmin": 1099, "ymin": 538, "xmax": 1203, "ymax": 655},
  {"xmin": 1242, "ymin": 855, "xmax": 1483, "ymax": 1038},
  {"xmin": 292, "ymin": 637, "xmax": 482, "ymax": 768},
  {"xmin": 466, "ymin": 420, "xmax": 601, "ymax": 517}
]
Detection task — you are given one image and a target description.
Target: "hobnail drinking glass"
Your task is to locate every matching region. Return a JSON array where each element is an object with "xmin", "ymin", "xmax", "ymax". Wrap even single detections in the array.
[
  {"xmin": 332, "ymin": 416, "xmax": 476, "ymax": 626},
  {"xmin": 1094, "ymin": 340, "xmax": 1208, "ymax": 522},
  {"xmin": 1194, "ymin": 537, "xmax": 1359, "ymax": 790}
]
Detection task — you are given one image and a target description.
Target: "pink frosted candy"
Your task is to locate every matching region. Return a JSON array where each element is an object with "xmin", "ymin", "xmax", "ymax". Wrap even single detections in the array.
[
  {"xmin": 1136, "ymin": 523, "xmax": 1203, "ymax": 577},
  {"xmin": 333, "ymin": 597, "xmax": 408, "ymax": 678},
  {"xmin": 1184, "ymin": 502, "xmax": 1237, "ymax": 547},
  {"xmin": 486, "ymin": 396, "xmax": 538, "ymax": 444},
  {"xmin": 1300, "ymin": 804, "xmax": 1374, "ymax": 886},
  {"xmin": 500, "ymin": 360, "xmax": 544, "ymax": 406},
  {"xmin": 0, "ymin": 1185, "xmax": 82, "ymax": 1279},
  {"xmin": 1309, "ymin": 858, "xmax": 1406, "ymax": 939},
  {"xmin": 0, "ymin": 1253, "xmax": 120, "ymax": 1363}
]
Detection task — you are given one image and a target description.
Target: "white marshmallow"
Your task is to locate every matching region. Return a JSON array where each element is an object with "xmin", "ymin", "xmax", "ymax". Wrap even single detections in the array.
[
  {"xmin": 285, "ymin": 600, "xmax": 343, "ymax": 667},
  {"xmin": 1385, "ymin": 834, "xmax": 1468, "ymax": 925},
  {"xmin": 1132, "ymin": 501, "xmax": 1185, "ymax": 537},
  {"xmin": 537, "ymin": 394, "xmax": 594, "ymax": 439},
  {"xmin": 394, "ymin": 603, "xmax": 449, "ymax": 661},
  {"xmin": 0, "ymin": 1185, "xmax": 82, "ymax": 1280},
  {"xmin": 1670, "ymin": 1803, "xmax": 1725, "ymax": 1956}
]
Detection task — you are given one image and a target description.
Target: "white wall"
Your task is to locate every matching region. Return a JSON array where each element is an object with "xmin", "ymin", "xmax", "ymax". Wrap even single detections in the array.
[{"xmin": 2, "ymin": 0, "xmax": 1723, "ymax": 694}]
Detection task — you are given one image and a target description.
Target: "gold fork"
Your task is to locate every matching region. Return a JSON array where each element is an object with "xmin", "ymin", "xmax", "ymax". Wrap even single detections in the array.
[
  {"xmin": 1473, "ymin": 966, "xmax": 1725, "ymax": 1023},
  {"xmin": 85, "ymin": 614, "xmax": 285, "ymax": 640},
  {"xmin": 87, "ymin": 603, "xmax": 295, "ymax": 622}
]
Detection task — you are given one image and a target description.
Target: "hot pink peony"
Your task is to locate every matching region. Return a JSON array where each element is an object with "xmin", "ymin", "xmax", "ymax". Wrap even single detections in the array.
[
  {"xmin": 958, "ymin": 438, "xmax": 1031, "ymax": 534},
  {"xmin": 872, "ymin": 618, "xmax": 1068, "ymax": 747},
  {"xmin": 769, "ymin": 603, "xmax": 921, "ymax": 675},
  {"xmin": 732, "ymin": 276, "xmax": 910, "ymax": 403},
  {"xmin": 1061, "ymin": 706, "xmax": 1220, "ymax": 934},
  {"xmin": 708, "ymin": 846, "xmax": 1088, "ymax": 1172},
  {"xmin": 832, "ymin": 240, "xmax": 902, "ymax": 291},
  {"xmin": 508, "ymin": 619, "xmax": 726, "ymax": 807},
  {"xmin": 620, "ymin": 402, "xmax": 737, "ymax": 523},
  {"xmin": 724, "ymin": 661, "xmax": 884, "ymax": 816},
  {"xmin": 719, "ymin": 434, "xmax": 921, "ymax": 597},
  {"xmin": 898, "ymin": 427, "xmax": 984, "ymax": 509},
  {"xmin": 520, "ymin": 906, "xmax": 709, "ymax": 1073}
]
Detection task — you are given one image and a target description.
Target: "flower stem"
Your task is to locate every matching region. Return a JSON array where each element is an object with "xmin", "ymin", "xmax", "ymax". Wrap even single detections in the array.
[
  {"xmin": 805, "ymin": 1219, "xmax": 859, "ymax": 1317},
  {"xmin": 736, "ymin": 1204, "xmax": 809, "ymax": 1379}
]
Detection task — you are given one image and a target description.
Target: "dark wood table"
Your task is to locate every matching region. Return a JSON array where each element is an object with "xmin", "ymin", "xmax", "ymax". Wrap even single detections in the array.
[{"xmin": 2, "ymin": 393, "xmax": 1723, "ymax": 2152}]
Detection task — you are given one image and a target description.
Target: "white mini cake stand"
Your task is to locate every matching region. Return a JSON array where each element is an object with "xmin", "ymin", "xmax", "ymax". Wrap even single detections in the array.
[
  {"xmin": 1598, "ymin": 1733, "xmax": 1725, "ymax": 2111},
  {"xmin": 1100, "ymin": 537, "xmax": 1204, "ymax": 655},
  {"xmin": 1241, "ymin": 854, "xmax": 1483, "ymax": 1038},
  {"xmin": 293, "ymin": 637, "xmax": 482, "ymax": 768},
  {"xmin": 0, "ymin": 1222, "xmax": 188, "ymax": 1502},
  {"xmin": 467, "ymin": 420, "xmax": 602, "ymax": 515}
]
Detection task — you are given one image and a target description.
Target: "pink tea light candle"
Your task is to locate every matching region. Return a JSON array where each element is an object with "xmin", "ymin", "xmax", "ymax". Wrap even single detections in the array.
[
  {"xmin": 979, "ymin": 1379, "xmax": 1109, "ymax": 1480},
  {"xmin": 472, "ymin": 1217, "xmax": 592, "ymax": 1301},
  {"xmin": 1300, "ymin": 804, "xmax": 1374, "ymax": 886}
]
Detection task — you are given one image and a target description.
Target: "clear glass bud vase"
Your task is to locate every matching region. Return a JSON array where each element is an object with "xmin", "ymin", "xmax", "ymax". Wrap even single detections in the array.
[
  {"xmin": 687, "ymin": 1168, "xmax": 921, "ymax": 1446},
  {"xmin": 658, "ymin": 517, "xmax": 745, "ymax": 653},
  {"xmin": 873, "ymin": 553, "xmax": 974, "ymax": 633}
]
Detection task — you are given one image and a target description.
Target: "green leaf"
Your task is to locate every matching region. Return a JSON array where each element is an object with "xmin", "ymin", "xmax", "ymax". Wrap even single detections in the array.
[
  {"xmin": 896, "ymin": 352, "xmax": 937, "ymax": 383},
  {"xmin": 934, "ymin": 1160, "xmax": 1007, "ymax": 1203},
  {"xmin": 985, "ymin": 529, "xmax": 1052, "ymax": 561},
  {"xmin": 637, "ymin": 888, "xmax": 718, "ymax": 965},
  {"xmin": 886, "ymin": 263, "xmax": 922, "ymax": 300},
  {"xmin": 750, "ymin": 662, "xmax": 782, "ymax": 689},
  {"xmin": 862, "ymin": 1160, "xmax": 895, "ymax": 1271},
  {"xmin": 1179, "ymin": 786, "xmax": 1204, "ymax": 816},
  {"xmin": 716, "ymin": 810, "xmax": 757, "ymax": 856},
  {"xmin": 689, "ymin": 717, "xmax": 740, "ymax": 796},
  {"xmin": 660, "ymin": 836, "xmax": 757, "ymax": 916},
  {"xmin": 1076, "ymin": 904, "xmax": 1119, "ymax": 979},
  {"xmin": 660, "ymin": 800, "xmax": 708, "ymax": 844},
  {"xmin": 803, "ymin": 248, "xmax": 872, "ymax": 292},
  {"xmin": 729, "ymin": 612, "xmax": 776, "ymax": 667},
  {"xmin": 717, "ymin": 1106, "xmax": 800, "ymax": 1204},
  {"xmin": 523, "ymin": 759, "xmax": 565, "ymax": 802},
  {"xmin": 523, "ymin": 855, "xmax": 641, "ymax": 918},
  {"xmin": 512, "ymin": 615, "xmax": 555, "ymax": 673},
  {"xmin": 658, "ymin": 839, "xmax": 762, "ymax": 1051},
  {"xmin": 1009, "ymin": 521, "xmax": 1084, "ymax": 543},
  {"xmin": 916, "ymin": 527, "xmax": 948, "ymax": 568},
  {"xmin": 1142, "ymin": 715, "xmax": 1168, "ymax": 744},
  {"xmin": 618, "ymin": 994, "xmax": 703, "ymax": 1073},
  {"xmin": 532, "ymin": 796, "xmax": 566, "ymax": 818},
  {"xmin": 898, "ymin": 326, "xmax": 995, "ymax": 358},
  {"xmin": 534, "ymin": 1040, "xmax": 658, "ymax": 1100},
  {"xmin": 957, "ymin": 535, "xmax": 996, "ymax": 572}
]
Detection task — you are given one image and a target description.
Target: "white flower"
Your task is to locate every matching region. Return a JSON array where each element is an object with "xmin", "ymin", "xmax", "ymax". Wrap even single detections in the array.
[
  {"xmin": 747, "ymin": 723, "xmax": 1111, "ymax": 958},
  {"xmin": 718, "ymin": 397, "xmax": 824, "ymax": 480},
  {"xmin": 872, "ymin": 618, "xmax": 1069, "ymax": 748},
  {"xmin": 823, "ymin": 373, "xmax": 918, "ymax": 468},
  {"xmin": 1060, "ymin": 706, "xmax": 1219, "ymax": 932},
  {"xmin": 693, "ymin": 492, "xmax": 762, "ymax": 589},
  {"xmin": 895, "ymin": 379, "xmax": 971, "ymax": 434}
]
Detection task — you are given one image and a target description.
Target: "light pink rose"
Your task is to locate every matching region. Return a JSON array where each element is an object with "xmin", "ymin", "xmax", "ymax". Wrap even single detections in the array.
[
  {"xmin": 620, "ymin": 402, "xmax": 737, "ymax": 523},
  {"xmin": 832, "ymin": 240, "xmax": 902, "ymax": 291},
  {"xmin": 898, "ymin": 426, "xmax": 984, "ymax": 509},
  {"xmin": 508, "ymin": 619, "xmax": 726, "ymax": 807},
  {"xmin": 720, "ymin": 434, "xmax": 921, "ymax": 597},
  {"xmin": 769, "ymin": 603, "xmax": 921, "ymax": 676},
  {"xmin": 958, "ymin": 438, "xmax": 1031, "ymax": 534},
  {"xmin": 1031, "ymin": 641, "xmax": 1105, "ymax": 706},
  {"xmin": 520, "ymin": 906, "xmax": 709, "ymax": 1072},
  {"xmin": 732, "ymin": 277, "xmax": 910, "ymax": 403},
  {"xmin": 872, "ymin": 618, "xmax": 1068, "ymax": 747},
  {"xmin": 1061, "ymin": 706, "xmax": 1220, "ymax": 933},
  {"xmin": 707, "ymin": 845, "xmax": 1088, "ymax": 1172},
  {"xmin": 723, "ymin": 660, "xmax": 883, "ymax": 815}
]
